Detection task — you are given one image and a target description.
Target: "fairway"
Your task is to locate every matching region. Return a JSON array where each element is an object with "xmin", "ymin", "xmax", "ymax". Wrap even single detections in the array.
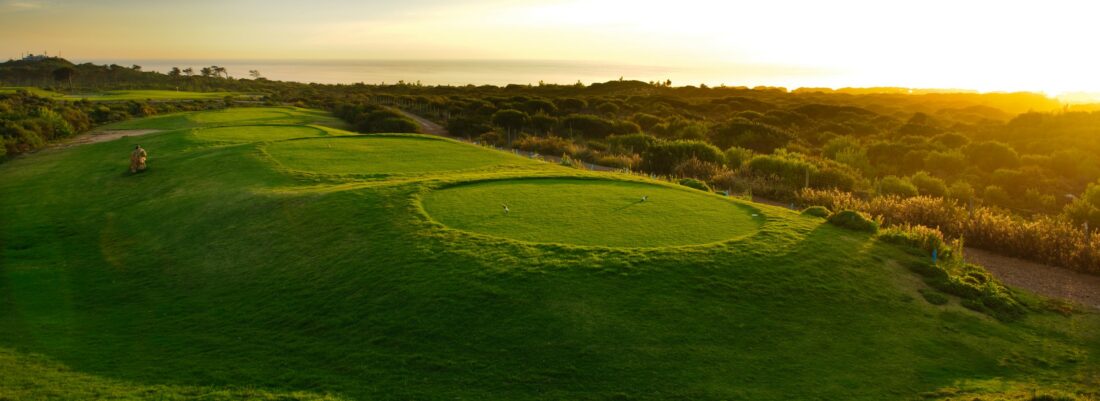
[
  {"xmin": 263, "ymin": 135, "xmax": 539, "ymax": 176},
  {"xmin": 423, "ymin": 178, "xmax": 763, "ymax": 247},
  {"xmin": 192, "ymin": 125, "xmax": 331, "ymax": 143}
]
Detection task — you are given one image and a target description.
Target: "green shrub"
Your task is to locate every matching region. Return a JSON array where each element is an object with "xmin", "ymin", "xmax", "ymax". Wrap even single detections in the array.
[
  {"xmin": 801, "ymin": 206, "xmax": 830, "ymax": 218},
  {"xmin": 878, "ymin": 176, "xmax": 918, "ymax": 197},
  {"xmin": 827, "ymin": 210, "xmax": 878, "ymax": 233},
  {"xmin": 907, "ymin": 259, "xmax": 1025, "ymax": 321},
  {"xmin": 723, "ymin": 146, "xmax": 754, "ymax": 169},
  {"xmin": 559, "ymin": 154, "xmax": 585, "ymax": 170},
  {"xmin": 918, "ymin": 288, "xmax": 949, "ymax": 305},
  {"xmin": 909, "ymin": 171, "xmax": 947, "ymax": 197},
  {"xmin": 678, "ymin": 178, "xmax": 710, "ymax": 192},
  {"xmin": 877, "ymin": 224, "xmax": 951, "ymax": 260}
]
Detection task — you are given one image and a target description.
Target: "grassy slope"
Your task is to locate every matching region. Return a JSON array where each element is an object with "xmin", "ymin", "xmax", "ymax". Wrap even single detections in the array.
[{"xmin": 0, "ymin": 108, "xmax": 1097, "ymax": 400}]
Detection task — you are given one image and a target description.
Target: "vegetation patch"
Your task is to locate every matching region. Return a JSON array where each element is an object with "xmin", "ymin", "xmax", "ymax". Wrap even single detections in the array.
[
  {"xmin": 677, "ymin": 177, "xmax": 710, "ymax": 192},
  {"xmin": 883, "ymin": 225, "xmax": 1026, "ymax": 320},
  {"xmin": 800, "ymin": 205, "xmax": 830, "ymax": 218},
  {"xmin": 827, "ymin": 210, "xmax": 879, "ymax": 233}
]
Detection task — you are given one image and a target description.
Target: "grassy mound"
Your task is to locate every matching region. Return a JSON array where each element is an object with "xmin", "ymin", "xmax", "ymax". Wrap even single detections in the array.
[
  {"xmin": 0, "ymin": 108, "xmax": 1097, "ymax": 400},
  {"xmin": 192, "ymin": 125, "xmax": 332, "ymax": 143},
  {"xmin": 422, "ymin": 178, "xmax": 762, "ymax": 247},
  {"xmin": 263, "ymin": 135, "xmax": 540, "ymax": 176}
]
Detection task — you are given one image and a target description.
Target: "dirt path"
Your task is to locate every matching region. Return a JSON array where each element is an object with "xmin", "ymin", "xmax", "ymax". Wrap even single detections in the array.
[
  {"xmin": 397, "ymin": 110, "xmax": 448, "ymax": 136},
  {"xmin": 56, "ymin": 129, "xmax": 162, "ymax": 148},
  {"xmin": 964, "ymin": 248, "xmax": 1100, "ymax": 309}
]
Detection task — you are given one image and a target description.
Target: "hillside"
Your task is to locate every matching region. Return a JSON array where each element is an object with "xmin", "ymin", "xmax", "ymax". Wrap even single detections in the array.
[{"xmin": 0, "ymin": 108, "xmax": 1097, "ymax": 400}]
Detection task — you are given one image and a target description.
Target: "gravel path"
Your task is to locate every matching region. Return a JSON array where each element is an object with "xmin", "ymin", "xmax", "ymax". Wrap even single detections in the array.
[{"xmin": 964, "ymin": 248, "xmax": 1100, "ymax": 309}]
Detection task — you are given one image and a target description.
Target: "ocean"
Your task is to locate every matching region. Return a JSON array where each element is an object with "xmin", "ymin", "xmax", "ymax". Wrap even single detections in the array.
[{"xmin": 80, "ymin": 59, "xmax": 824, "ymax": 88}]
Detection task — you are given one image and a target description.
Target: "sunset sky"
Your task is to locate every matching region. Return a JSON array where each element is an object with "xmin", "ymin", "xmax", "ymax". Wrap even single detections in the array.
[{"xmin": 3, "ymin": 0, "xmax": 1100, "ymax": 94}]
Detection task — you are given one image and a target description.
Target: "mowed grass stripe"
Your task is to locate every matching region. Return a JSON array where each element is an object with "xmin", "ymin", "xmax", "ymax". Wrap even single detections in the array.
[
  {"xmin": 263, "ymin": 135, "xmax": 541, "ymax": 176},
  {"xmin": 192, "ymin": 125, "xmax": 332, "ymax": 143}
]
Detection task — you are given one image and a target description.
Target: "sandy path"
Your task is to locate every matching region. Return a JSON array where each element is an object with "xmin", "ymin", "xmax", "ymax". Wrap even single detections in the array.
[
  {"xmin": 397, "ymin": 110, "xmax": 448, "ymax": 136},
  {"xmin": 57, "ymin": 129, "xmax": 162, "ymax": 148}
]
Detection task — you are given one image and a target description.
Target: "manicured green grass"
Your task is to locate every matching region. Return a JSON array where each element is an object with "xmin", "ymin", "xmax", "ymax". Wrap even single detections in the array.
[
  {"xmin": 0, "ymin": 108, "xmax": 1097, "ymax": 400},
  {"xmin": 192, "ymin": 125, "xmax": 334, "ymax": 143},
  {"xmin": 263, "ymin": 135, "xmax": 542, "ymax": 176},
  {"xmin": 62, "ymin": 89, "xmax": 257, "ymax": 101},
  {"xmin": 423, "ymin": 178, "xmax": 762, "ymax": 247}
]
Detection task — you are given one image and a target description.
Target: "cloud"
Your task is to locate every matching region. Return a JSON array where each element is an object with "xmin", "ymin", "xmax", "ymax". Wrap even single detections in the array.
[{"xmin": 0, "ymin": 0, "xmax": 45, "ymax": 12}]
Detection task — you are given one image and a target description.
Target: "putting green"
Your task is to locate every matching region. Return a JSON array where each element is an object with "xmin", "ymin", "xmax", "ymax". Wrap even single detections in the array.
[
  {"xmin": 264, "ymin": 136, "xmax": 538, "ymax": 176},
  {"xmin": 422, "ymin": 178, "xmax": 763, "ymax": 247},
  {"xmin": 193, "ymin": 125, "xmax": 330, "ymax": 143}
]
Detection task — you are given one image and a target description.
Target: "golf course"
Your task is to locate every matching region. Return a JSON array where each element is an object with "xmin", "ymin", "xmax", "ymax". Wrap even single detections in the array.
[{"xmin": 1, "ymin": 107, "xmax": 1097, "ymax": 400}]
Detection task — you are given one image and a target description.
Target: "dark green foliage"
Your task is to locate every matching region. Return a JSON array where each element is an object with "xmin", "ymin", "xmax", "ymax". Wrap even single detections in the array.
[
  {"xmin": 879, "ymin": 176, "xmax": 918, "ymax": 197},
  {"xmin": 710, "ymin": 118, "xmax": 793, "ymax": 153},
  {"xmin": 801, "ymin": 206, "xmax": 830, "ymax": 218},
  {"xmin": 641, "ymin": 140, "xmax": 724, "ymax": 175},
  {"xmin": 746, "ymin": 151, "xmax": 814, "ymax": 188},
  {"xmin": 0, "ymin": 91, "xmax": 225, "ymax": 157},
  {"xmin": 909, "ymin": 171, "xmax": 947, "ymax": 197},
  {"xmin": 827, "ymin": 210, "xmax": 879, "ymax": 233},
  {"xmin": 608, "ymin": 133, "xmax": 658, "ymax": 154},
  {"xmin": 491, "ymin": 109, "xmax": 529, "ymax": 132},
  {"xmin": 1062, "ymin": 180, "xmax": 1100, "ymax": 228},
  {"xmin": 334, "ymin": 104, "xmax": 419, "ymax": 133},
  {"xmin": 965, "ymin": 141, "xmax": 1020, "ymax": 170},
  {"xmin": 724, "ymin": 146, "xmax": 754, "ymax": 169},
  {"xmin": 631, "ymin": 113, "xmax": 663, "ymax": 130},
  {"xmin": 446, "ymin": 116, "xmax": 493, "ymax": 137},
  {"xmin": 560, "ymin": 114, "xmax": 614, "ymax": 138},
  {"xmin": 678, "ymin": 177, "xmax": 710, "ymax": 191}
]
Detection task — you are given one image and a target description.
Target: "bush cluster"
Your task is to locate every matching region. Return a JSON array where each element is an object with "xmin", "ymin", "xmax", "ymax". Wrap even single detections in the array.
[
  {"xmin": 678, "ymin": 178, "xmax": 710, "ymax": 192},
  {"xmin": 880, "ymin": 226, "xmax": 1025, "ymax": 320},
  {"xmin": 1, "ymin": 90, "xmax": 226, "ymax": 158},
  {"xmin": 799, "ymin": 188, "xmax": 1100, "ymax": 274},
  {"xmin": 800, "ymin": 206, "xmax": 830, "ymax": 218},
  {"xmin": 826, "ymin": 210, "xmax": 879, "ymax": 233}
]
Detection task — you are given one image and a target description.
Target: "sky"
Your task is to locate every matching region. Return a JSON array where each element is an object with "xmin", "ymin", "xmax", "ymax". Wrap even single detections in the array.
[{"xmin": 2, "ymin": 0, "xmax": 1100, "ymax": 94}]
